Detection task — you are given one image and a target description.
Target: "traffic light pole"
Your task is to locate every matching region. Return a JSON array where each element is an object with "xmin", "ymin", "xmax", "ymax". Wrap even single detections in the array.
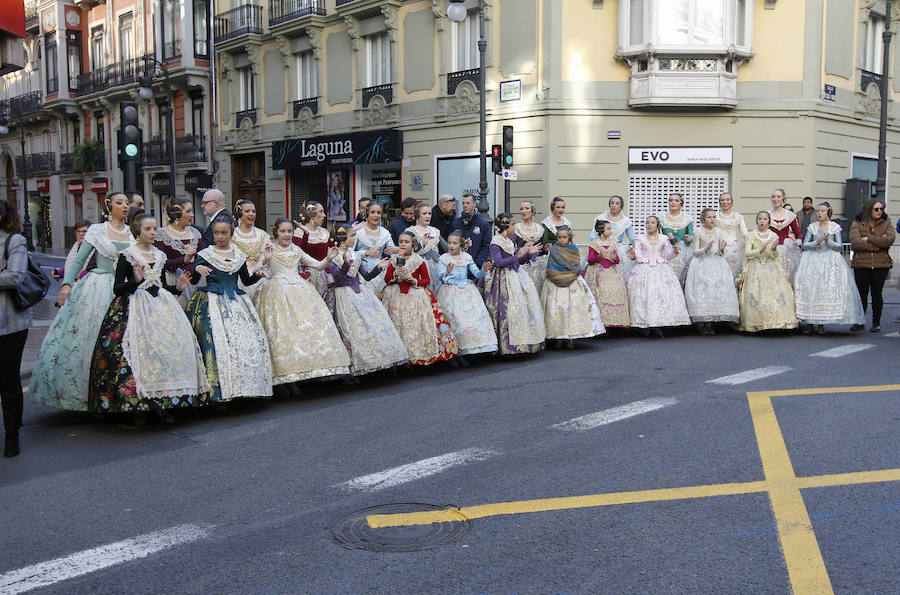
[
  {"xmin": 504, "ymin": 179, "xmax": 510, "ymax": 215},
  {"xmin": 124, "ymin": 160, "xmax": 136, "ymax": 196},
  {"xmin": 477, "ymin": 0, "xmax": 488, "ymax": 212}
]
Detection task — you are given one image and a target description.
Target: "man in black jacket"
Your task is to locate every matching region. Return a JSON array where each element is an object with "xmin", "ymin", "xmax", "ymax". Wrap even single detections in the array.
[
  {"xmin": 451, "ymin": 193, "xmax": 492, "ymax": 267},
  {"xmin": 200, "ymin": 189, "xmax": 230, "ymax": 248},
  {"xmin": 432, "ymin": 194, "xmax": 457, "ymax": 239}
]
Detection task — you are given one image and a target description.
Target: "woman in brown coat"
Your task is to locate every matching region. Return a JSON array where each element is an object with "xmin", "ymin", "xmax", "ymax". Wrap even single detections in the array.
[{"xmin": 849, "ymin": 199, "xmax": 895, "ymax": 332}]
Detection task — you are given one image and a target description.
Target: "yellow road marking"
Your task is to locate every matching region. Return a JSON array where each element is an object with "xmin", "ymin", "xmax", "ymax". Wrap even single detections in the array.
[{"xmin": 367, "ymin": 385, "xmax": 900, "ymax": 594}]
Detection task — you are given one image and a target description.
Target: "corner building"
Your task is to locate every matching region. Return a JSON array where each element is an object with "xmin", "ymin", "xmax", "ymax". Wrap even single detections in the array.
[{"xmin": 213, "ymin": 0, "xmax": 900, "ymax": 235}]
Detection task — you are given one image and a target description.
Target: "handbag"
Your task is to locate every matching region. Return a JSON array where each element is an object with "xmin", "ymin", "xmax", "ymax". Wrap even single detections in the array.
[{"xmin": 3, "ymin": 233, "xmax": 51, "ymax": 310}]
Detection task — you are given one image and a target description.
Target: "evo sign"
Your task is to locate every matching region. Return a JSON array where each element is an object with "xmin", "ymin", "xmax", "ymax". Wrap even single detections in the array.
[{"xmin": 628, "ymin": 147, "xmax": 733, "ymax": 166}]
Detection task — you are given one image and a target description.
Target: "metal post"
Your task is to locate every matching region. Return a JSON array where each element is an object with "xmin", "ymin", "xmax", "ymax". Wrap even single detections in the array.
[
  {"xmin": 477, "ymin": 0, "xmax": 488, "ymax": 214},
  {"xmin": 876, "ymin": 0, "xmax": 893, "ymax": 203},
  {"xmin": 166, "ymin": 69, "xmax": 177, "ymax": 203},
  {"xmin": 504, "ymin": 178, "xmax": 510, "ymax": 215},
  {"xmin": 18, "ymin": 109, "xmax": 34, "ymax": 251}
]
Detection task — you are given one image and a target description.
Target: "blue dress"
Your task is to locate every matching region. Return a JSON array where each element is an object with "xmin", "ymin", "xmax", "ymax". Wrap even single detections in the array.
[
  {"xmin": 794, "ymin": 222, "xmax": 865, "ymax": 325},
  {"xmin": 30, "ymin": 223, "xmax": 132, "ymax": 411},
  {"xmin": 436, "ymin": 253, "xmax": 498, "ymax": 356}
]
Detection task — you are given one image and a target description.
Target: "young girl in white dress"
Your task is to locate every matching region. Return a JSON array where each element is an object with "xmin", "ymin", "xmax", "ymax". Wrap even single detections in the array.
[
  {"xmin": 584, "ymin": 219, "xmax": 630, "ymax": 328},
  {"xmin": 683, "ymin": 209, "xmax": 740, "ymax": 334}
]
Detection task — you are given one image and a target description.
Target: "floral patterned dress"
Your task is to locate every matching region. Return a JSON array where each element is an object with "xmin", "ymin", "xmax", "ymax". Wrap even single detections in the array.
[
  {"xmin": 293, "ymin": 226, "xmax": 331, "ymax": 297},
  {"xmin": 381, "ymin": 253, "xmax": 459, "ymax": 365},
  {"xmin": 683, "ymin": 227, "xmax": 740, "ymax": 323},
  {"xmin": 353, "ymin": 225, "xmax": 394, "ymax": 297},
  {"xmin": 737, "ymin": 230, "xmax": 798, "ymax": 332},
  {"xmin": 591, "ymin": 213, "xmax": 636, "ymax": 281},
  {"xmin": 231, "ymin": 226, "xmax": 272, "ymax": 299},
  {"xmin": 406, "ymin": 224, "xmax": 443, "ymax": 294},
  {"xmin": 660, "ymin": 211, "xmax": 694, "ymax": 285},
  {"xmin": 436, "ymin": 252, "xmax": 498, "ymax": 356},
  {"xmin": 584, "ymin": 239, "xmax": 630, "ymax": 327},
  {"xmin": 794, "ymin": 222, "xmax": 865, "ymax": 325},
  {"xmin": 626, "ymin": 234, "xmax": 691, "ymax": 329},
  {"xmin": 715, "ymin": 211, "xmax": 748, "ymax": 280},
  {"xmin": 513, "ymin": 222, "xmax": 546, "ymax": 294},
  {"xmin": 89, "ymin": 246, "xmax": 209, "ymax": 413}
]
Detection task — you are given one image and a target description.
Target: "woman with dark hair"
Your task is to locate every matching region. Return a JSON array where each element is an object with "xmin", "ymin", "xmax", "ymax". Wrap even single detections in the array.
[
  {"xmin": 155, "ymin": 197, "xmax": 202, "ymax": 305},
  {"xmin": 254, "ymin": 218, "xmax": 348, "ymax": 392},
  {"xmin": 88, "ymin": 212, "xmax": 208, "ymax": 423},
  {"xmin": 585, "ymin": 219, "xmax": 630, "ymax": 328},
  {"xmin": 293, "ymin": 201, "xmax": 331, "ymax": 297},
  {"xmin": 540, "ymin": 197, "xmax": 572, "ymax": 251},
  {"xmin": 185, "ymin": 214, "xmax": 273, "ymax": 402},
  {"xmin": 231, "ymin": 198, "xmax": 272, "ymax": 299},
  {"xmin": 381, "ymin": 230, "xmax": 459, "ymax": 366},
  {"xmin": 326, "ymin": 225, "xmax": 408, "ymax": 378},
  {"xmin": 849, "ymin": 200, "xmax": 894, "ymax": 332},
  {"xmin": 483, "ymin": 213, "xmax": 545, "ymax": 355},
  {"xmin": 29, "ymin": 193, "xmax": 134, "ymax": 412},
  {"xmin": 0, "ymin": 200, "xmax": 30, "ymax": 456},
  {"xmin": 591, "ymin": 195, "xmax": 637, "ymax": 281},
  {"xmin": 737, "ymin": 211, "xmax": 798, "ymax": 332}
]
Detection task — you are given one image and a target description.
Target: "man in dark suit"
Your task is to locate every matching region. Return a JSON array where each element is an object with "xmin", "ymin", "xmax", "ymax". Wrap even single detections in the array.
[
  {"xmin": 200, "ymin": 189, "xmax": 230, "ymax": 248},
  {"xmin": 452, "ymin": 193, "xmax": 492, "ymax": 267},
  {"xmin": 389, "ymin": 197, "xmax": 420, "ymax": 244},
  {"xmin": 432, "ymin": 194, "xmax": 457, "ymax": 240}
]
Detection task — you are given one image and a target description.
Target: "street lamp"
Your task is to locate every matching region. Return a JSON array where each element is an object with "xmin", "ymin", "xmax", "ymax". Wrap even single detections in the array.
[
  {"xmin": 0, "ymin": 104, "xmax": 35, "ymax": 251},
  {"xmin": 876, "ymin": 0, "xmax": 894, "ymax": 204},
  {"xmin": 447, "ymin": 0, "xmax": 490, "ymax": 215},
  {"xmin": 138, "ymin": 56, "xmax": 177, "ymax": 202}
]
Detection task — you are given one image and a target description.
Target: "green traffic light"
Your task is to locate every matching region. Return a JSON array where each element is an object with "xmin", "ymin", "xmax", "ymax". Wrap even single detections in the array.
[
  {"xmin": 505, "ymin": 156, "xmax": 512, "ymax": 165},
  {"xmin": 125, "ymin": 144, "xmax": 138, "ymax": 157}
]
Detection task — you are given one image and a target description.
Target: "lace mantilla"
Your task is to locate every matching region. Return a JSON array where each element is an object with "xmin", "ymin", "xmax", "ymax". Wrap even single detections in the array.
[
  {"xmin": 491, "ymin": 234, "xmax": 516, "ymax": 254},
  {"xmin": 541, "ymin": 216, "xmax": 572, "ymax": 235},
  {"xmin": 232, "ymin": 227, "xmax": 271, "ymax": 263},
  {"xmin": 514, "ymin": 222, "xmax": 543, "ymax": 244},
  {"xmin": 156, "ymin": 226, "xmax": 200, "ymax": 253},
  {"xmin": 440, "ymin": 251, "xmax": 473, "ymax": 267},
  {"xmin": 407, "ymin": 225, "xmax": 441, "ymax": 254},
  {"xmin": 660, "ymin": 212, "xmax": 693, "ymax": 232},
  {"xmin": 85, "ymin": 222, "xmax": 134, "ymax": 260},
  {"xmin": 123, "ymin": 245, "xmax": 167, "ymax": 290},
  {"xmin": 767, "ymin": 209, "xmax": 797, "ymax": 231},
  {"xmin": 198, "ymin": 246, "xmax": 247, "ymax": 273},
  {"xmin": 391, "ymin": 252, "xmax": 424, "ymax": 278}
]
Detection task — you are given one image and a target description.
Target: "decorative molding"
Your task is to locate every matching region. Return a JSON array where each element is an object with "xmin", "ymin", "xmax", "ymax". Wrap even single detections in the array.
[
  {"xmin": 306, "ymin": 27, "xmax": 323, "ymax": 61},
  {"xmin": 432, "ymin": 0, "xmax": 445, "ymax": 32},
  {"xmin": 221, "ymin": 53, "xmax": 235, "ymax": 81},
  {"xmin": 382, "ymin": 5, "xmax": 399, "ymax": 42},
  {"xmin": 355, "ymin": 96, "xmax": 398, "ymax": 128},
  {"xmin": 235, "ymin": 116, "xmax": 259, "ymax": 144},
  {"xmin": 858, "ymin": 81, "xmax": 881, "ymax": 116},
  {"xmin": 275, "ymin": 35, "xmax": 291, "ymax": 67},
  {"xmin": 290, "ymin": 109, "xmax": 322, "ymax": 137},
  {"xmin": 448, "ymin": 81, "xmax": 480, "ymax": 116},
  {"xmin": 245, "ymin": 45, "xmax": 261, "ymax": 76},
  {"xmin": 344, "ymin": 16, "xmax": 361, "ymax": 52}
]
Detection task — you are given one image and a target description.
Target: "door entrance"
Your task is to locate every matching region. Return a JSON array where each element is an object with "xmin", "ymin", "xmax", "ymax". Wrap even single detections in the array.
[{"xmin": 232, "ymin": 152, "xmax": 267, "ymax": 227}]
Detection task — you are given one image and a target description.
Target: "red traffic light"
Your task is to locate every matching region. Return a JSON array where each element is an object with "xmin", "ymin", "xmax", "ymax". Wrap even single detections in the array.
[{"xmin": 492, "ymin": 146, "xmax": 501, "ymax": 157}]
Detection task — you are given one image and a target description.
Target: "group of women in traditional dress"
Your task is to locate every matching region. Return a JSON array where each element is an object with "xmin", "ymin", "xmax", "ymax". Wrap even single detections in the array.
[{"xmin": 26, "ymin": 188, "xmax": 886, "ymax": 425}]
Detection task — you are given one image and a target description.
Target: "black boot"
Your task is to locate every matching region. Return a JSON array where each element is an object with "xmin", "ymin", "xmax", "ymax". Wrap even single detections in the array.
[{"xmin": 4, "ymin": 434, "xmax": 20, "ymax": 458}]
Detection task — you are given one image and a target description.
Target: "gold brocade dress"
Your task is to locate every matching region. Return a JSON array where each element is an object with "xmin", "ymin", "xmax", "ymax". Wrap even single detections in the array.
[
  {"xmin": 584, "ymin": 240, "xmax": 630, "ymax": 327},
  {"xmin": 737, "ymin": 231, "xmax": 798, "ymax": 332},
  {"xmin": 253, "ymin": 245, "xmax": 351, "ymax": 384},
  {"xmin": 231, "ymin": 226, "xmax": 272, "ymax": 299},
  {"xmin": 715, "ymin": 211, "xmax": 748, "ymax": 280}
]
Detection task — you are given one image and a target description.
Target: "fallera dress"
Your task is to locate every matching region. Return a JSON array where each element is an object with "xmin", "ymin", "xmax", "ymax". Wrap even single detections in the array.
[
  {"xmin": 29, "ymin": 223, "xmax": 133, "ymax": 411},
  {"xmin": 660, "ymin": 211, "xmax": 694, "ymax": 285},
  {"xmin": 436, "ymin": 252, "xmax": 499, "ymax": 356},
  {"xmin": 482, "ymin": 235, "xmax": 545, "ymax": 355},
  {"xmin": 542, "ymin": 242, "xmax": 605, "ymax": 340},
  {"xmin": 325, "ymin": 250, "xmax": 409, "ymax": 376},
  {"xmin": 353, "ymin": 225, "xmax": 394, "ymax": 297},
  {"xmin": 737, "ymin": 230, "xmax": 798, "ymax": 332},
  {"xmin": 185, "ymin": 247, "xmax": 273, "ymax": 401},
  {"xmin": 683, "ymin": 227, "xmax": 740, "ymax": 323},
  {"xmin": 767, "ymin": 209, "xmax": 802, "ymax": 286},
  {"xmin": 89, "ymin": 246, "xmax": 209, "ymax": 414},
  {"xmin": 254, "ymin": 244, "xmax": 351, "ymax": 384},
  {"xmin": 584, "ymin": 238, "xmax": 630, "ymax": 327},
  {"xmin": 513, "ymin": 221, "xmax": 547, "ymax": 294},
  {"xmin": 591, "ymin": 213, "xmax": 636, "ymax": 281},
  {"xmin": 293, "ymin": 226, "xmax": 331, "ymax": 297},
  {"xmin": 794, "ymin": 222, "xmax": 865, "ymax": 326},
  {"xmin": 231, "ymin": 226, "xmax": 272, "ymax": 299},
  {"xmin": 715, "ymin": 211, "xmax": 748, "ymax": 280},
  {"xmin": 627, "ymin": 234, "xmax": 691, "ymax": 329},
  {"xmin": 154, "ymin": 225, "xmax": 202, "ymax": 306},
  {"xmin": 381, "ymin": 253, "xmax": 460, "ymax": 366},
  {"xmin": 406, "ymin": 224, "xmax": 443, "ymax": 294}
]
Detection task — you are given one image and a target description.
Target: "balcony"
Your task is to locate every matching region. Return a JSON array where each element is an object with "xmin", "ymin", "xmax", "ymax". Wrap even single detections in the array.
[
  {"xmin": 447, "ymin": 68, "xmax": 480, "ymax": 95},
  {"xmin": 143, "ymin": 136, "xmax": 208, "ymax": 166},
  {"xmin": 215, "ymin": 5, "xmax": 264, "ymax": 44},
  {"xmin": 626, "ymin": 56, "xmax": 738, "ymax": 109},
  {"xmin": 59, "ymin": 150, "xmax": 106, "ymax": 174},
  {"xmin": 0, "ymin": 91, "xmax": 44, "ymax": 120},
  {"xmin": 293, "ymin": 97, "xmax": 319, "ymax": 117},
  {"xmin": 235, "ymin": 108, "xmax": 258, "ymax": 126},
  {"xmin": 75, "ymin": 55, "xmax": 155, "ymax": 96},
  {"xmin": 16, "ymin": 152, "xmax": 56, "ymax": 175},
  {"xmin": 270, "ymin": 0, "xmax": 325, "ymax": 27},
  {"xmin": 861, "ymin": 69, "xmax": 882, "ymax": 94},
  {"xmin": 362, "ymin": 83, "xmax": 393, "ymax": 108}
]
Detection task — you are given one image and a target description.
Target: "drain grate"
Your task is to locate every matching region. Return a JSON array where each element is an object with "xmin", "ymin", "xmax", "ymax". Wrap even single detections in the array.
[{"xmin": 333, "ymin": 503, "xmax": 470, "ymax": 552}]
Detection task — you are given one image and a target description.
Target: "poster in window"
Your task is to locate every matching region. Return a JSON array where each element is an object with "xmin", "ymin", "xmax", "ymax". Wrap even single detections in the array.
[{"xmin": 326, "ymin": 170, "xmax": 349, "ymax": 222}]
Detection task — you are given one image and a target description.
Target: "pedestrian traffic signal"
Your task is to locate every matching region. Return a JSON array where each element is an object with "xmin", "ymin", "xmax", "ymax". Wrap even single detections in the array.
[
  {"xmin": 491, "ymin": 144, "xmax": 502, "ymax": 174},
  {"xmin": 119, "ymin": 102, "xmax": 141, "ymax": 162},
  {"xmin": 502, "ymin": 125, "xmax": 513, "ymax": 168}
]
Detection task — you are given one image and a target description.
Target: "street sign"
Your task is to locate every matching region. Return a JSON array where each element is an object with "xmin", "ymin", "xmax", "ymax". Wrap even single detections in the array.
[{"xmin": 502, "ymin": 169, "xmax": 518, "ymax": 180}]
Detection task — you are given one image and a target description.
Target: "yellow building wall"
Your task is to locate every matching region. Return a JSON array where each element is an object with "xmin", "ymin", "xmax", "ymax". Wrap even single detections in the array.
[
  {"xmin": 738, "ymin": 0, "xmax": 805, "ymax": 82},
  {"xmin": 560, "ymin": 0, "xmax": 629, "ymax": 82}
]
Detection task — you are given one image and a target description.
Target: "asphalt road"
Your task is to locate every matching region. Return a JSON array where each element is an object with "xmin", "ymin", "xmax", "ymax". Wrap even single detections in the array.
[{"xmin": 1, "ymin": 308, "xmax": 898, "ymax": 592}]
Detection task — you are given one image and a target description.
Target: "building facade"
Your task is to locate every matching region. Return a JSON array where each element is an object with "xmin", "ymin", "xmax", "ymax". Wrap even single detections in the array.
[
  {"xmin": 212, "ymin": 0, "xmax": 900, "ymax": 236},
  {"xmin": 0, "ymin": 0, "xmax": 214, "ymax": 251}
]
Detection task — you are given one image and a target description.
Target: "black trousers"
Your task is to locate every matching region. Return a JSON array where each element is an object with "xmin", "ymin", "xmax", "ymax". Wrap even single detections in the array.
[
  {"xmin": 854, "ymin": 268, "xmax": 890, "ymax": 325},
  {"xmin": 0, "ymin": 329, "xmax": 27, "ymax": 436}
]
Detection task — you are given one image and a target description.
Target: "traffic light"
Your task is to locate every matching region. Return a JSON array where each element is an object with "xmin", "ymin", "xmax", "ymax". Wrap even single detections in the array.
[
  {"xmin": 502, "ymin": 125, "xmax": 513, "ymax": 168},
  {"xmin": 119, "ymin": 102, "xmax": 141, "ymax": 163},
  {"xmin": 491, "ymin": 144, "xmax": 502, "ymax": 174}
]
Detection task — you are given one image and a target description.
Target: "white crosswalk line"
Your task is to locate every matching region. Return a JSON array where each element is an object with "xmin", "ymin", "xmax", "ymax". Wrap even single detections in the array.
[
  {"xmin": 335, "ymin": 447, "xmax": 499, "ymax": 493},
  {"xmin": 810, "ymin": 344, "xmax": 875, "ymax": 358},
  {"xmin": 551, "ymin": 398, "xmax": 678, "ymax": 432},
  {"xmin": 884, "ymin": 331, "xmax": 899, "ymax": 338},
  {"xmin": 706, "ymin": 366, "xmax": 792, "ymax": 385},
  {"xmin": 0, "ymin": 524, "xmax": 211, "ymax": 594}
]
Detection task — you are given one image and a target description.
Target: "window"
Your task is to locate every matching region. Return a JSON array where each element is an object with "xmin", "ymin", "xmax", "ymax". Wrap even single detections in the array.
[
  {"xmin": 119, "ymin": 13, "xmax": 134, "ymax": 61},
  {"xmin": 95, "ymin": 111, "xmax": 105, "ymax": 144},
  {"xmin": 90, "ymin": 26, "xmax": 104, "ymax": 71},
  {"xmin": 365, "ymin": 32, "xmax": 391, "ymax": 87},
  {"xmin": 193, "ymin": 0, "xmax": 209, "ymax": 58},
  {"xmin": 66, "ymin": 31, "xmax": 82, "ymax": 92},
  {"xmin": 629, "ymin": 0, "xmax": 645, "ymax": 46},
  {"xmin": 73, "ymin": 120, "xmax": 81, "ymax": 146},
  {"xmin": 238, "ymin": 66, "xmax": 256, "ymax": 110},
  {"xmin": 158, "ymin": 101, "xmax": 171, "ymax": 145},
  {"xmin": 619, "ymin": 0, "xmax": 751, "ymax": 52},
  {"xmin": 162, "ymin": 0, "xmax": 182, "ymax": 60},
  {"xmin": 451, "ymin": 10, "xmax": 479, "ymax": 71},
  {"xmin": 45, "ymin": 35, "xmax": 58, "ymax": 94},
  {"xmin": 191, "ymin": 95, "xmax": 204, "ymax": 136},
  {"xmin": 864, "ymin": 11, "xmax": 885, "ymax": 74},
  {"xmin": 658, "ymin": 0, "xmax": 725, "ymax": 46},
  {"xmin": 296, "ymin": 50, "xmax": 317, "ymax": 100}
]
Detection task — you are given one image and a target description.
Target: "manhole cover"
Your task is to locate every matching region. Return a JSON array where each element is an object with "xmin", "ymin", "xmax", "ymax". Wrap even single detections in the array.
[{"xmin": 333, "ymin": 503, "xmax": 470, "ymax": 552}]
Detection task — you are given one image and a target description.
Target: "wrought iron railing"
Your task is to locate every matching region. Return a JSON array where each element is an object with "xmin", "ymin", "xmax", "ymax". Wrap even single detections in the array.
[
  {"xmin": 75, "ymin": 55, "xmax": 156, "ymax": 96},
  {"xmin": 59, "ymin": 151, "xmax": 105, "ymax": 173},
  {"xmin": 362, "ymin": 83, "xmax": 393, "ymax": 108},
  {"xmin": 293, "ymin": 97, "xmax": 319, "ymax": 117},
  {"xmin": 861, "ymin": 69, "xmax": 882, "ymax": 93},
  {"xmin": 447, "ymin": 68, "xmax": 480, "ymax": 95},
  {"xmin": 235, "ymin": 108, "xmax": 258, "ymax": 126},
  {"xmin": 143, "ymin": 140, "xmax": 168, "ymax": 166},
  {"xmin": 16, "ymin": 152, "xmax": 56, "ymax": 174},
  {"xmin": 215, "ymin": 4, "xmax": 263, "ymax": 43},
  {"xmin": 270, "ymin": 0, "xmax": 325, "ymax": 26},
  {"xmin": 1, "ymin": 91, "xmax": 44, "ymax": 118},
  {"xmin": 143, "ymin": 135, "xmax": 208, "ymax": 165}
]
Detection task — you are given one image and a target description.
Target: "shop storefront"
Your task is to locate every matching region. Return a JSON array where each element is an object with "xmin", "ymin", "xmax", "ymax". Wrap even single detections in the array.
[
  {"xmin": 185, "ymin": 171, "xmax": 214, "ymax": 222},
  {"xmin": 151, "ymin": 174, "xmax": 172, "ymax": 224},
  {"xmin": 273, "ymin": 130, "xmax": 403, "ymax": 225}
]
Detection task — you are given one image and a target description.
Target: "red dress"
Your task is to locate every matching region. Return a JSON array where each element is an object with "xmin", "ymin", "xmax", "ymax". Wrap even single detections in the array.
[
  {"xmin": 293, "ymin": 227, "xmax": 331, "ymax": 295},
  {"xmin": 382, "ymin": 257, "xmax": 459, "ymax": 365}
]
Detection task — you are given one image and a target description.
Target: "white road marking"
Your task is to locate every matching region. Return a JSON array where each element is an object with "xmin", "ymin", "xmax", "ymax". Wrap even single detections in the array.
[
  {"xmin": 335, "ymin": 447, "xmax": 499, "ymax": 493},
  {"xmin": 550, "ymin": 397, "xmax": 679, "ymax": 432},
  {"xmin": 706, "ymin": 366, "xmax": 793, "ymax": 385},
  {"xmin": 884, "ymin": 331, "xmax": 899, "ymax": 338},
  {"xmin": 0, "ymin": 524, "xmax": 211, "ymax": 594},
  {"xmin": 810, "ymin": 343, "xmax": 875, "ymax": 358}
]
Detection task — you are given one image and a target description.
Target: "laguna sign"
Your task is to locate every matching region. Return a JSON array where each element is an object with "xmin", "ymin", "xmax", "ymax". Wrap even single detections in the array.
[{"xmin": 273, "ymin": 130, "xmax": 403, "ymax": 170}]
